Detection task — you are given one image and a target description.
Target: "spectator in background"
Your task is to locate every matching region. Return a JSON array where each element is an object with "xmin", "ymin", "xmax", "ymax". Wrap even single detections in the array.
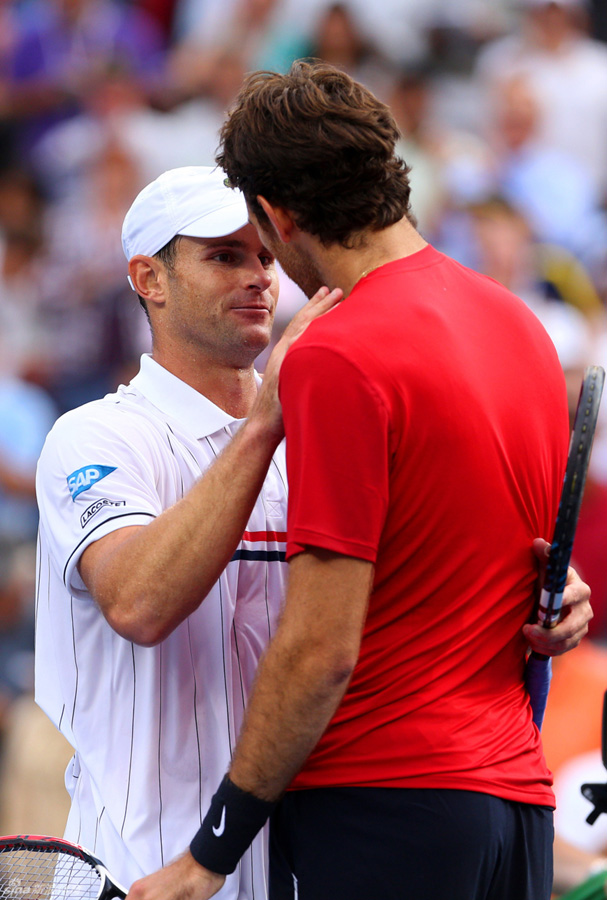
[
  {"xmin": 0, "ymin": 0, "xmax": 28, "ymax": 170},
  {"xmin": 465, "ymin": 195, "xmax": 604, "ymax": 323},
  {"xmin": 0, "ymin": 152, "xmax": 142, "ymax": 416},
  {"xmin": 0, "ymin": 539, "xmax": 36, "ymax": 727},
  {"xmin": 0, "ymin": 374, "xmax": 56, "ymax": 541},
  {"xmin": 388, "ymin": 64, "xmax": 493, "ymax": 238},
  {"xmin": 307, "ymin": 4, "xmax": 395, "ymax": 100},
  {"xmin": 4, "ymin": 0, "xmax": 166, "ymax": 169},
  {"xmin": 34, "ymin": 138, "xmax": 149, "ymax": 413},
  {"xmin": 0, "ymin": 168, "xmax": 51, "ymax": 383},
  {"xmin": 475, "ymin": 0, "xmax": 607, "ymax": 202},
  {"xmin": 484, "ymin": 73, "xmax": 607, "ymax": 274},
  {"xmin": 322, "ymin": 0, "xmax": 449, "ymax": 69},
  {"xmin": 29, "ymin": 60, "xmax": 229, "ymax": 193},
  {"xmin": 0, "ymin": 166, "xmax": 57, "ymax": 538},
  {"xmin": 169, "ymin": 0, "xmax": 470, "ymax": 82},
  {"xmin": 169, "ymin": 0, "xmax": 310, "ymax": 78},
  {"xmin": 429, "ymin": 71, "xmax": 607, "ymax": 279},
  {"xmin": 139, "ymin": 0, "xmax": 182, "ymax": 43}
]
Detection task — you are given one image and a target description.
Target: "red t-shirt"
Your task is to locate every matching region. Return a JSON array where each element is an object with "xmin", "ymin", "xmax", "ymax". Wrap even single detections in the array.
[{"xmin": 279, "ymin": 246, "xmax": 568, "ymax": 806}]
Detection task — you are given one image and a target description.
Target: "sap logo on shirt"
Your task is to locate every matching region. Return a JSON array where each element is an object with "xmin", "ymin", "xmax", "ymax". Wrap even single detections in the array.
[{"xmin": 67, "ymin": 465, "xmax": 117, "ymax": 501}]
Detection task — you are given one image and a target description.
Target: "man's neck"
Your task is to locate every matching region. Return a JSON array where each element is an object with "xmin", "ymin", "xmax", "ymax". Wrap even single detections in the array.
[
  {"xmin": 309, "ymin": 217, "xmax": 428, "ymax": 297},
  {"xmin": 151, "ymin": 348, "xmax": 259, "ymax": 419}
]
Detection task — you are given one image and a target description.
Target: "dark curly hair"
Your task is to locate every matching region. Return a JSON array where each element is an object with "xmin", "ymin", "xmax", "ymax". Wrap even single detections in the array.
[{"xmin": 217, "ymin": 60, "xmax": 414, "ymax": 248}]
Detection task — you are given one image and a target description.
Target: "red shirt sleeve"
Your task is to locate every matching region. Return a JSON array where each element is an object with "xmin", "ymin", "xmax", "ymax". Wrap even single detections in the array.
[{"xmin": 279, "ymin": 342, "xmax": 391, "ymax": 561}]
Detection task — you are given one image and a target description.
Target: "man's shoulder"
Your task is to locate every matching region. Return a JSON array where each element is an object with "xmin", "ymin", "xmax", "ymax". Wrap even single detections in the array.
[
  {"xmin": 47, "ymin": 391, "xmax": 135, "ymax": 434},
  {"xmin": 40, "ymin": 388, "xmax": 167, "ymax": 461}
]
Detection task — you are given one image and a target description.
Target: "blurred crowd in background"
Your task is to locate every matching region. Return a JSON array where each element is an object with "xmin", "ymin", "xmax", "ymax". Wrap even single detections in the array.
[{"xmin": 0, "ymin": 0, "xmax": 606, "ymax": 893}]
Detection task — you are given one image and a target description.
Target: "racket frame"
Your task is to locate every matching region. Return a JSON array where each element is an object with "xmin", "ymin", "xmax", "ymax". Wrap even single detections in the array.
[
  {"xmin": 0, "ymin": 834, "xmax": 126, "ymax": 900},
  {"xmin": 536, "ymin": 365, "xmax": 605, "ymax": 629}
]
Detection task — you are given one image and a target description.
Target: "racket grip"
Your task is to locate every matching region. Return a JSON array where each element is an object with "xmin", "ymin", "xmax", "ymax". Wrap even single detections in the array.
[
  {"xmin": 536, "ymin": 586, "xmax": 564, "ymax": 629},
  {"xmin": 525, "ymin": 653, "xmax": 553, "ymax": 730}
]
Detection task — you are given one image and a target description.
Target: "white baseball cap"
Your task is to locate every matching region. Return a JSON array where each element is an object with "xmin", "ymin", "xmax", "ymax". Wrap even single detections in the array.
[{"xmin": 121, "ymin": 166, "xmax": 249, "ymax": 261}]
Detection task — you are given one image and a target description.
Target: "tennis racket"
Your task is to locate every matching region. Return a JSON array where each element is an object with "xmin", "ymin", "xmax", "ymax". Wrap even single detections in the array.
[
  {"xmin": 526, "ymin": 365, "xmax": 605, "ymax": 730},
  {"xmin": 0, "ymin": 835, "xmax": 126, "ymax": 900}
]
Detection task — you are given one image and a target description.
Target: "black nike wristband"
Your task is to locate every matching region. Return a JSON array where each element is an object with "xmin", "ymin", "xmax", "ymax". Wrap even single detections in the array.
[{"xmin": 190, "ymin": 775, "xmax": 277, "ymax": 875}]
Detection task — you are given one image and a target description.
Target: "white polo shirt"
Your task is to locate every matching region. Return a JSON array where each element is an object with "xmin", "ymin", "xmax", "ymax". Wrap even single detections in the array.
[{"xmin": 35, "ymin": 354, "xmax": 287, "ymax": 897}]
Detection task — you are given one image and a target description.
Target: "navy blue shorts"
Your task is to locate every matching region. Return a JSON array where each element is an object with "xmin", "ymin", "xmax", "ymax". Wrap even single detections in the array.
[{"xmin": 269, "ymin": 787, "xmax": 554, "ymax": 900}]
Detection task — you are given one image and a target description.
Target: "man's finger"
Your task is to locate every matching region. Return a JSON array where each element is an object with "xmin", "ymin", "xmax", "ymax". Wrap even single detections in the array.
[
  {"xmin": 532, "ymin": 537, "xmax": 550, "ymax": 561},
  {"xmin": 302, "ymin": 286, "xmax": 343, "ymax": 315},
  {"xmin": 283, "ymin": 288, "xmax": 343, "ymax": 340}
]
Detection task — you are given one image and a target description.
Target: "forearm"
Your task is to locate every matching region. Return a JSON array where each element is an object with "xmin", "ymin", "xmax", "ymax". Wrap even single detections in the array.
[
  {"xmin": 229, "ymin": 615, "xmax": 353, "ymax": 799},
  {"xmin": 229, "ymin": 551, "xmax": 373, "ymax": 799},
  {"xmin": 184, "ymin": 638, "xmax": 353, "ymax": 883},
  {"xmin": 81, "ymin": 412, "xmax": 281, "ymax": 645},
  {"xmin": 182, "ymin": 551, "xmax": 372, "ymax": 883}
]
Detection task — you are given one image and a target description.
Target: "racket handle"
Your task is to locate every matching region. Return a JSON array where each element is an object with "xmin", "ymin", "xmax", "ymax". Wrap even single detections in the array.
[
  {"xmin": 525, "ymin": 653, "xmax": 553, "ymax": 730},
  {"xmin": 536, "ymin": 586, "xmax": 564, "ymax": 629},
  {"xmin": 527, "ymin": 583, "xmax": 561, "ymax": 727}
]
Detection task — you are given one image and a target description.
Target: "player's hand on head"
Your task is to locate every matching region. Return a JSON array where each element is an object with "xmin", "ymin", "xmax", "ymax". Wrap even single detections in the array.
[
  {"xmin": 252, "ymin": 285, "xmax": 343, "ymax": 439},
  {"xmin": 523, "ymin": 539, "xmax": 592, "ymax": 656},
  {"xmin": 126, "ymin": 852, "xmax": 225, "ymax": 900}
]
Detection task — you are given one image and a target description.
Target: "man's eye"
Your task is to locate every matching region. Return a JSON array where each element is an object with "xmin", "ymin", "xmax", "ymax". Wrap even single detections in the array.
[{"xmin": 260, "ymin": 255, "xmax": 274, "ymax": 267}]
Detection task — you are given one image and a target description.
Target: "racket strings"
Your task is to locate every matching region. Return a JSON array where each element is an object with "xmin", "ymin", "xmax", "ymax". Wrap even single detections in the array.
[{"xmin": 0, "ymin": 849, "xmax": 102, "ymax": 900}]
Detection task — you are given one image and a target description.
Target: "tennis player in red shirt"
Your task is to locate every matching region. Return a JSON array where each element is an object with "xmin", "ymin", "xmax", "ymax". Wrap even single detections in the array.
[{"xmin": 128, "ymin": 61, "xmax": 594, "ymax": 900}]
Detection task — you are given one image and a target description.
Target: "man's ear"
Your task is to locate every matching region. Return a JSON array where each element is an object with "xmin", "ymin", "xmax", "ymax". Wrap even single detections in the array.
[
  {"xmin": 128, "ymin": 256, "xmax": 167, "ymax": 307},
  {"xmin": 257, "ymin": 196, "xmax": 296, "ymax": 243}
]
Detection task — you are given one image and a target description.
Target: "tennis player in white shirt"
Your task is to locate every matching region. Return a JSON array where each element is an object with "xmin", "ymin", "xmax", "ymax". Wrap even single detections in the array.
[{"xmin": 34, "ymin": 166, "xmax": 342, "ymax": 898}]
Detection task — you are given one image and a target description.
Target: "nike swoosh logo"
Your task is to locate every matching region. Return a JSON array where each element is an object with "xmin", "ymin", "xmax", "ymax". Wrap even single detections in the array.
[{"xmin": 212, "ymin": 806, "xmax": 226, "ymax": 837}]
